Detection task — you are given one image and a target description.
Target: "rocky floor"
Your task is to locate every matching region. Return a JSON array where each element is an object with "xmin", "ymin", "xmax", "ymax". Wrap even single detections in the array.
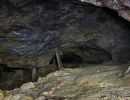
[{"xmin": 1, "ymin": 64, "xmax": 130, "ymax": 100}]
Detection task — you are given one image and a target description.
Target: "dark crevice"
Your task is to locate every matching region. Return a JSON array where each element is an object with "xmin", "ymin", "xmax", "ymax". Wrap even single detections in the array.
[
  {"xmin": 0, "ymin": 64, "xmax": 32, "ymax": 90},
  {"xmin": 61, "ymin": 52, "xmax": 83, "ymax": 64}
]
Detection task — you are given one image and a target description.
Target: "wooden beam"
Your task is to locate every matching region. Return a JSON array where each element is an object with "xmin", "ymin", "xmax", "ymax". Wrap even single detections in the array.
[
  {"xmin": 55, "ymin": 48, "xmax": 63, "ymax": 69},
  {"xmin": 32, "ymin": 67, "xmax": 36, "ymax": 81}
]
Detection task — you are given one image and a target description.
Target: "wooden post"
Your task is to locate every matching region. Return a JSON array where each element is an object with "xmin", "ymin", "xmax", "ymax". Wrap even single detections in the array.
[
  {"xmin": 32, "ymin": 67, "xmax": 36, "ymax": 81},
  {"xmin": 32, "ymin": 56, "xmax": 37, "ymax": 81},
  {"xmin": 55, "ymin": 48, "xmax": 63, "ymax": 69}
]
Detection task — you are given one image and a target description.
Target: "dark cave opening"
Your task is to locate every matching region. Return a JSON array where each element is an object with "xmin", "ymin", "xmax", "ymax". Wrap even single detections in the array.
[
  {"xmin": 50, "ymin": 45, "xmax": 113, "ymax": 67},
  {"xmin": 0, "ymin": 64, "xmax": 32, "ymax": 90},
  {"xmin": 50, "ymin": 52, "xmax": 84, "ymax": 68},
  {"xmin": 61, "ymin": 52, "xmax": 83, "ymax": 64},
  {"xmin": 50, "ymin": 52, "xmax": 83, "ymax": 64}
]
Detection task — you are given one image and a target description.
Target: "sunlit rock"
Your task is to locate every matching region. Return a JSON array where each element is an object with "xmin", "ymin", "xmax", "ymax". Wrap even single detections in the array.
[
  {"xmin": 0, "ymin": 90, "xmax": 4, "ymax": 100},
  {"xmin": 20, "ymin": 82, "xmax": 35, "ymax": 91}
]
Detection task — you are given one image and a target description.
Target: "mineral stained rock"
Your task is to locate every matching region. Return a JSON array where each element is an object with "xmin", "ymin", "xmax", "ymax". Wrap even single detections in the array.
[{"xmin": 1, "ymin": 0, "xmax": 130, "ymax": 68}]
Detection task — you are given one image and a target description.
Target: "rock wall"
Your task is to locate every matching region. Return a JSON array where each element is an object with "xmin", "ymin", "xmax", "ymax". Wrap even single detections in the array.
[
  {"xmin": 1, "ymin": 0, "xmax": 130, "ymax": 68},
  {"xmin": 80, "ymin": 0, "xmax": 130, "ymax": 22}
]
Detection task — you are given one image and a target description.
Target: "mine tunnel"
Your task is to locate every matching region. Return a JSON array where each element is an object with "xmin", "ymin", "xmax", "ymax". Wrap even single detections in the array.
[
  {"xmin": 1, "ymin": 0, "xmax": 130, "ymax": 95},
  {"xmin": 50, "ymin": 52, "xmax": 83, "ymax": 64},
  {"xmin": 50, "ymin": 45, "xmax": 112, "ymax": 67},
  {"xmin": 60, "ymin": 52, "xmax": 83, "ymax": 64}
]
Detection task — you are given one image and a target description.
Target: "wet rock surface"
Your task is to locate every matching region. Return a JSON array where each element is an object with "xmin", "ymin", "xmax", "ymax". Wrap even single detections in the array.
[
  {"xmin": 1, "ymin": 0, "xmax": 130, "ymax": 68},
  {"xmin": 1, "ymin": 64, "xmax": 130, "ymax": 100}
]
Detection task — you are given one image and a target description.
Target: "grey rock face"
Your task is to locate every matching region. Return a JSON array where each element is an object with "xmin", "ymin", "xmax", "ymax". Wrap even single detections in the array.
[
  {"xmin": 80, "ymin": 0, "xmax": 130, "ymax": 22},
  {"xmin": 9, "ymin": 0, "xmax": 32, "ymax": 7},
  {"xmin": 1, "ymin": 0, "xmax": 130, "ymax": 68}
]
